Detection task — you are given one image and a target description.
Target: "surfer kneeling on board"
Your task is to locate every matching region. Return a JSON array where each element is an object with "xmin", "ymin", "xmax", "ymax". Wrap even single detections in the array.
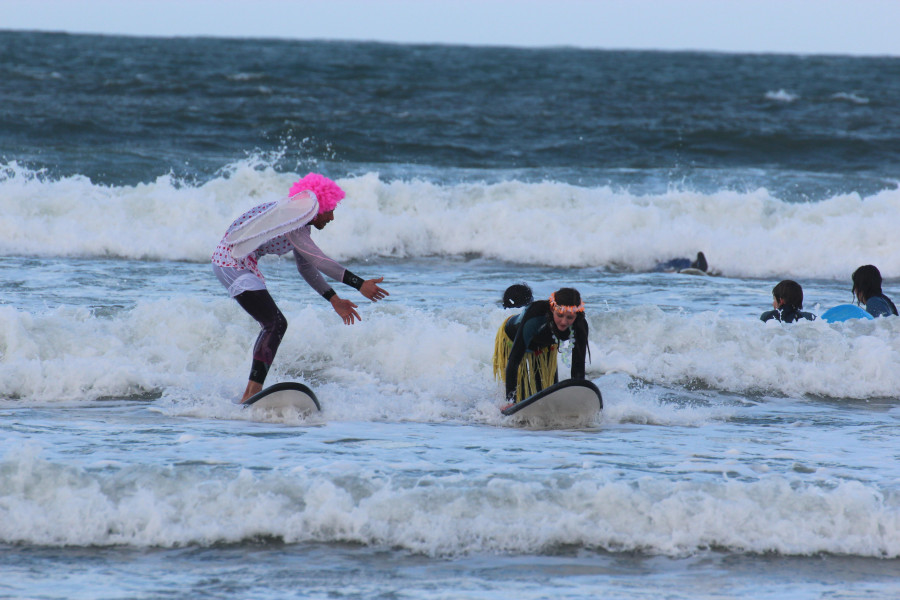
[
  {"xmin": 760, "ymin": 280, "xmax": 815, "ymax": 323},
  {"xmin": 492, "ymin": 285, "xmax": 590, "ymax": 404},
  {"xmin": 212, "ymin": 173, "xmax": 389, "ymax": 403},
  {"xmin": 852, "ymin": 265, "xmax": 898, "ymax": 318}
]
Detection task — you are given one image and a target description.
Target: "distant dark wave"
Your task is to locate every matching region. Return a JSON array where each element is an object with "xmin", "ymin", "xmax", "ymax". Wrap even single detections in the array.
[{"xmin": 2, "ymin": 30, "xmax": 900, "ymax": 189}]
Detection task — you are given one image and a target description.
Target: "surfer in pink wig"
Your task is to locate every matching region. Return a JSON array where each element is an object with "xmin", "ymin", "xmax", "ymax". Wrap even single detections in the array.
[
  {"xmin": 212, "ymin": 173, "xmax": 389, "ymax": 403},
  {"xmin": 289, "ymin": 172, "xmax": 345, "ymax": 213}
]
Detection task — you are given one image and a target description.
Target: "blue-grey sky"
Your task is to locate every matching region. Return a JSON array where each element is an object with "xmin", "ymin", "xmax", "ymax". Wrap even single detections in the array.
[{"xmin": 3, "ymin": 0, "xmax": 900, "ymax": 56}]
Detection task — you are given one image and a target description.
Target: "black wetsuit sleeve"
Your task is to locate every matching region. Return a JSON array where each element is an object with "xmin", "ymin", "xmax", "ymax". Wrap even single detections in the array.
[
  {"xmin": 570, "ymin": 316, "xmax": 588, "ymax": 380},
  {"xmin": 760, "ymin": 309, "xmax": 778, "ymax": 322},
  {"xmin": 504, "ymin": 303, "xmax": 545, "ymax": 399},
  {"xmin": 571, "ymin": 339, "xmax": 586, "ymax": 380}
]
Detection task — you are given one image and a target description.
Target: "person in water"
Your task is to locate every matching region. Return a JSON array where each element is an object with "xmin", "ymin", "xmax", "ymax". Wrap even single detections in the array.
[
  {"xmin": 851, "ymin": 265, "xmax": 898, "ymax": 318},
  {"xmin": 492, "ymin": 286, "xmax": 589, "ymax": 404},
  {"xmin": 760, "ymin": 280, "xmax": 815, "ymax": 323},
  {"xmin": 655, "ymin": 251, "xmax": 708, "ymax": 273},
  {"xmin": 502, "ymin": 283, "xmax": 534, "ymax": 309},
  {"xmin": 212, "ymin": 173, "xmax": 389, "ymax": 403}
]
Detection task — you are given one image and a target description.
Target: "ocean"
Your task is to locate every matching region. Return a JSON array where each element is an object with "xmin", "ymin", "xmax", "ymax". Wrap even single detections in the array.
[{"xmin": 1, "ymin": 30, "xmax": 899, "ymax": 599}]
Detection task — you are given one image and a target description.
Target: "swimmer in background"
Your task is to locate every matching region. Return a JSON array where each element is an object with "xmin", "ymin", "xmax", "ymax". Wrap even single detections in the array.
[
  {"xmin": 760, "ymin": 280, "xmax": 815, "ymax": 323},
  {"xmin": 501, "ymin": 283, "xmax": 533, "ymax": 309},
  {"xmin": 851, "ymin": 265, "xmax": 898, "ymax": 318},
  {"xmin": 655, "ymin": 251, "xmax": 708, "ymax": 273}
]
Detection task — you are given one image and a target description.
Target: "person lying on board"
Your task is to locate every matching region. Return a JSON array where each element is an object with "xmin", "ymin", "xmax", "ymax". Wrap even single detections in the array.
[
  {"xmin": 212, "ymin": 173, "xmax": 389, "ymax": 403},
  {"xmin": 492, "ymin": 285, "xmax": 590, "ymax": 405},
  {"xmin": 654, "ymin": 251, "xmax": 708, "ymax": 273},
  {"xmin": 760, "ymin": 279, "xmax": 815, "ymax": 323},
  {"xmin": 851, "ymin": 264, "xmax": 898, "ymax": 318}
]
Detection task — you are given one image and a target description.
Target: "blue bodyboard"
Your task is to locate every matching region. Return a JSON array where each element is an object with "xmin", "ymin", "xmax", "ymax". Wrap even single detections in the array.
[{"xmin": 820, "ymin": 304, "xmax": 874, "ymax": 323}]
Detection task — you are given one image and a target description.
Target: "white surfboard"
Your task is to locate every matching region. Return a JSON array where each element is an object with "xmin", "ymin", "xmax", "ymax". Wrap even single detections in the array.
[
  {"xmin": 226, "ymin": 190, "xmax": 318, "ymax": 259},
  {"xmin": 242, "ymin": 381, "xmax": 321, "ymax": 416},
  {"xmin": 501, "ymin": 379, "xmax": 602, "ymax": 425}
]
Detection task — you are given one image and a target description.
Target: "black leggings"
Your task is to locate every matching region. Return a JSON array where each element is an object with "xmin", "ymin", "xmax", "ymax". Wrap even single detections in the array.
[{"xmin": 234, "ymin": 289, "xmax": 288, "ymax": 384}]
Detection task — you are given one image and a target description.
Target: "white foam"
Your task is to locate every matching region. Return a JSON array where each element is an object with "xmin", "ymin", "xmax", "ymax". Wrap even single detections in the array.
[
  {"xmin": 765, "ymin": 89, "xmax": 798, "ymax": 102},
  {"xmin": 3, "ymin": 293, "xmax": 900, "ymax": 410},
  {"xmin": 593, "ymin": 305, "xmax": 900, "ymax": 399},
  {"xmin": 831, "ymin": 92, "xmax": 870, "ymax": 104},
  {"xmin": 3, "ymin": 160, "xmax": 900, "ymax": 279},
  {"xmin": 1, "ymin": 444, "xmax": 896, "ymax": 557}
]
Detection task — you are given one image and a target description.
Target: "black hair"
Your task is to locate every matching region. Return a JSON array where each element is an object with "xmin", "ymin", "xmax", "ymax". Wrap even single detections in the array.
[
  {"xmin": 772, "ymin": 280, "xmax": 803, "ymax": 310},
  {"xmin": 502, "ymin": 283, "xmax": 533, "ymax": 309},
  {"xmin": 852, "ymin": 265, "xmax": 883, "ymax": 302},
  {"xmin": 552, "ymin": 287, "xmax": 581, "ymax": 307}
]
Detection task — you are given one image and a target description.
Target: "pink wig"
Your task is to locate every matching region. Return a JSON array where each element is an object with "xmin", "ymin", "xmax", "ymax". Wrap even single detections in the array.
[{"xmin": 288, "ymin": 173, "xmax": 345, "ymax": 214}]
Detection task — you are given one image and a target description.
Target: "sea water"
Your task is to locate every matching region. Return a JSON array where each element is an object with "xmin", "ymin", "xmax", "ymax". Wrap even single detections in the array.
[{"xmin": 1, "ymin": 31, "xmax": 899, "ymax": 599}]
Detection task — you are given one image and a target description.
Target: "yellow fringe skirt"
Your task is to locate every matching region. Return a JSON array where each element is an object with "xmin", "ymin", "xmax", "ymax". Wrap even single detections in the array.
[{"xmin": 492, "ymin": 316, "xmax": 558, "ymax": 402}]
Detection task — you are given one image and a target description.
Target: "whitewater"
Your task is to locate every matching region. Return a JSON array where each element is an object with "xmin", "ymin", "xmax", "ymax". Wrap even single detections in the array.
[{"xmin": 2, "ymin": 31, "xmax": 899, "ymax": 599}]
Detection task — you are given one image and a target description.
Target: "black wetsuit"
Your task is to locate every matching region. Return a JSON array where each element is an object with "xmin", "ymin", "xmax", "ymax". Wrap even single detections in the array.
[
  {"xmin": 864, "ymin": 294, "xmax": 898, "ymax": 318},
  {"xmin": 504, "ymin": 300, "xmax": 588, "ymax": 400},
  {"xmin": 760, "ymin": 306, "xmax": 816, "ymax": 323}
]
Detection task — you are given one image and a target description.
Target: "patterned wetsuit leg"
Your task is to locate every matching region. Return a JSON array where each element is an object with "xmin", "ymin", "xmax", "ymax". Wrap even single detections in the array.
[{"xmin": 234, "ymin": 289, "xmax": 288, "ymax": 384}]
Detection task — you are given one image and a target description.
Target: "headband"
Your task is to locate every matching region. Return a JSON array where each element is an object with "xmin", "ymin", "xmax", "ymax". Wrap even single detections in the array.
[{"xmin": 549, "ymin": 292, "xmax": 585, "ymax": 316}]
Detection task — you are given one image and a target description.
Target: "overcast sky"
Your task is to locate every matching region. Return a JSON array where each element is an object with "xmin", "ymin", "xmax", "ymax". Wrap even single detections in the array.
[{"xmin": 3, "ymin": 0, "xmax": 900, "ymax": 56}]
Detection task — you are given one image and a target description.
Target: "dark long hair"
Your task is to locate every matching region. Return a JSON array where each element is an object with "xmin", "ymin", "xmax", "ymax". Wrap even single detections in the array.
[
  {"xmin": 851, "ymin": 265, "xmax": 881, "ymax": 300},
  {"xmin": 852, "ymin": 265, "xmax": 883, "ymax": 302},
  {"xmin": 852, "ymin": 265, "xmax": 898, "ymax": 315}
]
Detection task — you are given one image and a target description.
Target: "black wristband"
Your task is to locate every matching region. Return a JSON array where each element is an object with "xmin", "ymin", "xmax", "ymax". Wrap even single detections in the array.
[
  {"xmin": 323, "ymin": 288, "xmax": 336, "ymax": 301},
  {"xmin": 342, "ymin": 270, "xmax": 364, "ymax": 290}
]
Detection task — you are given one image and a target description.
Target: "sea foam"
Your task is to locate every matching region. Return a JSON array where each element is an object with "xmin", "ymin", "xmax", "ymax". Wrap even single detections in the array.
[
  {"xmin": 3, "ymin": 293, "xmax": 900, "ymax": 408},
  {"xmin": 3, "ymin": 160, "xmax": 900, "ymax": 280},
  {"xmin": 1, "ymin": 443, "xmax": 897, "ymax": 557}
]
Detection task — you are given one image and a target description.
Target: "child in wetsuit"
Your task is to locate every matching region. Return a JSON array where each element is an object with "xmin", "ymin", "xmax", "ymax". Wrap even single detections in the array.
[
  {"xmin": 851, "ymin": 265, "xmax": 898, "ymax": 318},
  {"xmin": 760, "ymin": 280, "xmax": 815, "ymax": 323}
]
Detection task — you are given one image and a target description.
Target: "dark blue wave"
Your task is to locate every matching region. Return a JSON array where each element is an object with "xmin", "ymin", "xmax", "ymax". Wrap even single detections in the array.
[{"xmin": 2, "ymin": 30, "xmax": 899, "ymax": 197}]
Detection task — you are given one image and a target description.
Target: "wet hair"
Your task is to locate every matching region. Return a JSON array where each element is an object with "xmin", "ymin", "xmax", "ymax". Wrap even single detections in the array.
[
  {"xmin": 772, "ymin": 280, "xmax": 804, "ymax": 310},
  {"xmin": 552, "ymin": 287, "xmax": 582, "ymax": 307},
  {"xmin": 851, "ymin": 265, "xmax": 883, "ymax": 302},
  {"xmin": 502, "ymin": 283, "xmax": 533, "ymax": 309}
]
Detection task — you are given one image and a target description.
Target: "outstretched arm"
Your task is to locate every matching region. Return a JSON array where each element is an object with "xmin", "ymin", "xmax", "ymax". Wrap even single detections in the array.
[
  {"xmin": 360, "ymin": 277, "xmax": 389, "ymax": 301},
  {"xmin": 341, "ymin": 271, "xmax": 389, "ymax": 301},
  {"xmin": 288, "ymin": 228, "xmax": 389, "ymax": 315},
  {"xmin": 330, "ymin": 295, "xmax": 361, "ymax": 325}
]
